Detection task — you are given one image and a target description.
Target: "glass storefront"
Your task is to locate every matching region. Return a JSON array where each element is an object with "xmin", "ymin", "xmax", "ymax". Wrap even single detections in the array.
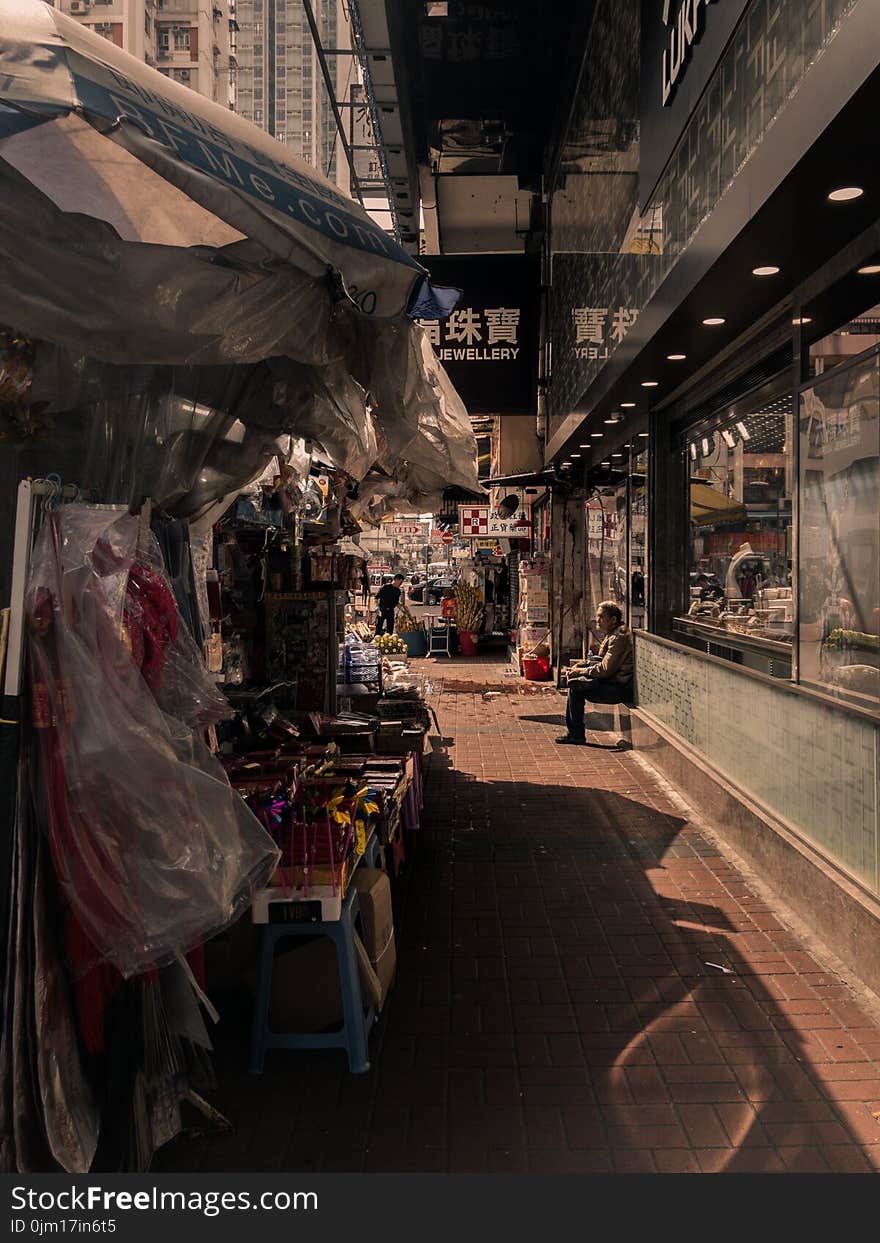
[
  {"xmin": 676, "ymin": 380, "xmax": 794, "ymax": 674},
  {"xmin": 584, "ymin": 443, "xmax": 648, "ymax": 642},
  {"xmin": 667, "ymin": 302, "xmax": 879, "ymax": 712},
  {"xmin": 799, "ymin": 334, "xmax": 879, "ymax": 710}
]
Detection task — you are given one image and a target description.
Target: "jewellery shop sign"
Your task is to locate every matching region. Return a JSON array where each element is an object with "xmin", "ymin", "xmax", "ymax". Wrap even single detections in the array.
[
  {"xmin": 549, "ymin": 253, "xmax": 651, "ymax": 418},
  {"xmin": 417, "ymin": 255, "xmax": 540, "ymax": 415}
]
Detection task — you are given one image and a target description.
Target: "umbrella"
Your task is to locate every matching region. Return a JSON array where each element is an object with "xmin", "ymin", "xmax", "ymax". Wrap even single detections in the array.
[
  {"xmin": 0, "ymin": 0, "xmax": 459, "ymax": 368},
  {"xmin": 690, "ymin": 482, "xmax": 748, "ymax": 527}
]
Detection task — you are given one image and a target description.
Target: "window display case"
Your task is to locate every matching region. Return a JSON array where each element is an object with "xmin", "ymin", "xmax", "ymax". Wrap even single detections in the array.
[
  {"xmin": 675, "ymin": 379, "xmax": 794, "ymax": 674},
  {"xmin": 799, "ymin": 343, "xmax": 879, "ymax": 710}
]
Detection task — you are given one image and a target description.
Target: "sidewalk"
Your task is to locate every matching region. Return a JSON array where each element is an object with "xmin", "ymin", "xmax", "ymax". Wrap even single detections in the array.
[{"xmin": 158, "ymin": 655, "xmax": 880, "ymax": 1173}]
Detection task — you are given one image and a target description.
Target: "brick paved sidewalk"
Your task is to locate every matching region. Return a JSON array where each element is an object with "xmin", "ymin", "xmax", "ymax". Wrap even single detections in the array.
[{"xmin": 157, "ymin": 655, "xmax": 880, "ymax": 1173}]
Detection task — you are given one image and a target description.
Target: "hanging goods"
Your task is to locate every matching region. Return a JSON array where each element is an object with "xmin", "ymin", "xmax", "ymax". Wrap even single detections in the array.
[{"xmin": 26, "ymin": 504, "xmax": 279, "ymax": 981}]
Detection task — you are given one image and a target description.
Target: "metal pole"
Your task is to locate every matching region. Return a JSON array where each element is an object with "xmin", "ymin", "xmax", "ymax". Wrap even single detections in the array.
[{"xmin": 300, "ymin": 0, "xmax": 364, "ymax": 206}]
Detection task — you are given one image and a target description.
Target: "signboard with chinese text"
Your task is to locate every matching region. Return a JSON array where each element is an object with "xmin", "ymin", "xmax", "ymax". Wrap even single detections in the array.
[
  {"xmin": 640, "ymin": 0, "xmax": 751, "ymax": 209},
  {"xmin": 459, "ymin": 505, "xmax": 531, "ymax": 539},
  {"xmin": 549, "ymin": 253, "xmax": 651, "ymax": 417},
  {"xmin": 418, "ymin": 255, "xmax": 539, "ymax": 414},
  {"xmin": 385, "ymin": 521, "xmax": 424, "ymax": 537}
]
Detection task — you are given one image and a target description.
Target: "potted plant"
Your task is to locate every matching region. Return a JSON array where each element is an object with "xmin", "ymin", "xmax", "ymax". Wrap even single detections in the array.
[{"xmin": 454, "ymin": 582, "xmax": 484, "ymax": 656}]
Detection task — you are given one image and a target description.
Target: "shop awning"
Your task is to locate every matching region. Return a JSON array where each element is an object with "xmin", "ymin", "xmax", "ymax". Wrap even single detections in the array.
[
  {"xmin": 690, "ymin": 482, "xmax": 748, "ymax": 526},
  {"xmin": 0, "ymin": 0, "xmax": 458, "ymax": 363}
]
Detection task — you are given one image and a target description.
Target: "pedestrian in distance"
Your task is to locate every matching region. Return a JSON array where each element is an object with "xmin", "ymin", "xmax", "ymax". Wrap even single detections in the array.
[{"xmin": 376, "ymin": 574, "xmax": 404, "ymax": 635}]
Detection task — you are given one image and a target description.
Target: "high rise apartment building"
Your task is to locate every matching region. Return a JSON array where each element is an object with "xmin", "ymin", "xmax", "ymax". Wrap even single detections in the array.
[
  {"xmin": 56, "ymin": 0, "xmax": 234, "ymax": 107},
  {"xmin": 233, "ymin": 0, "xmax": 353, "ymax": 195}
]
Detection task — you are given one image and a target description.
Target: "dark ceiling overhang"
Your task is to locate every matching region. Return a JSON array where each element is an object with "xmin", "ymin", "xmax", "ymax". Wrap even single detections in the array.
[
  {"xmin": 546, "ymin": 2, "xmax": 880, "ymax": 468},
  {"xmin": 385, "ymin": 0, "xmax": 586, "ymax": 254}
]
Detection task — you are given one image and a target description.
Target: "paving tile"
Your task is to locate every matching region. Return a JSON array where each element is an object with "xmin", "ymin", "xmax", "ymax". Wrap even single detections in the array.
[{"xmin": 156, "ymin": 657, "xmax": 880, "ymax": 1176}]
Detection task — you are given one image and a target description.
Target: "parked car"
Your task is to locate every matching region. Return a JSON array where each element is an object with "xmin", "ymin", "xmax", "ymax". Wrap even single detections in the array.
[{"xmin": 424, "ymin": 575, "xmax": 457, "ymax": 605}]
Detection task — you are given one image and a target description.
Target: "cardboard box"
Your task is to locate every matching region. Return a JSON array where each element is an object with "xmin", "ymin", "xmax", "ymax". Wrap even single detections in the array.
[
  {"xmin": 246, "ymin": 932, "xmax": 381, "ymax": 1033},
  {"xmin": 351, "ymin": 868, "xmax": 397, "ymax": 1003}
]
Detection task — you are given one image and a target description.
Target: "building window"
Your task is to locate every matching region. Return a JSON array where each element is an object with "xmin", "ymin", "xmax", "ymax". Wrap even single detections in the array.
[
  {"xmin": 254, "ymin": 108, "xmax": 263, "ymax": 122},
  {"xmin": 276, "ymin": 131, "xmax": 286, "ymax": 141},
  {"xmin": 253, "ymin": 64, "xmax": 263, "ymax": 77},
  {"xmin": 144, "ymin": 12, "xmax": 151, "ymax": 34},
  {"xmin": 172, "ymin": 26, "xmax": 190, "ymax": 51},
  {"xmin": 174, "ymin": 68, "xmax": 191, "ymax": 83},
  {"xmin": 276, "ymin": 87, "xmax": 285, "ymax": 99},
  {"xmin": 254, "ymin": 20, "xmax": 262, "ymax": 34}
]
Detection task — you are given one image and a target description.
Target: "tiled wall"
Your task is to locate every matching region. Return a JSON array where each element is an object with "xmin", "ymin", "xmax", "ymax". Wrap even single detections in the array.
[{"xmin": 635, "ymin": 633, "xmax": 880, "ymax": 895}]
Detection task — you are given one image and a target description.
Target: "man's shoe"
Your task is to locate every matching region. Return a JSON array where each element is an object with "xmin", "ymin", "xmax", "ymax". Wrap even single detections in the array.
[{"xmin": 555, "ymin": 734, "xmax": 585, "ymax": 745}]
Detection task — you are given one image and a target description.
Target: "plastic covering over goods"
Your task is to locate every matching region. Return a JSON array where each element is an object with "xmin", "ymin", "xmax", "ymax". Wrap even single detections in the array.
[{"xmin": 26, "ymin": 504, "xmax": 279, "ymax": 978}]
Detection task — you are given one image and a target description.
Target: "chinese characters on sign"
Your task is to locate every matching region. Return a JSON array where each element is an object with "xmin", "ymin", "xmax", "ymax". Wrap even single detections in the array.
[
  {"xmin": 419, "ymin": 255, "xmax": 539, "ymax": 414},
  {"xmin": 386, "ymin": 522, "xmax": 424, "ymax": 537},
  {"xmin": 420, "ymin": 307, "xmax": 521, "ymax": 360},
  {"xmin": 571, "ymin": 305, "xmax": 640, "ymax": 360},
  {"xmin": 459, "ymin": 506, "xmax": 531, "ymax": 539}
]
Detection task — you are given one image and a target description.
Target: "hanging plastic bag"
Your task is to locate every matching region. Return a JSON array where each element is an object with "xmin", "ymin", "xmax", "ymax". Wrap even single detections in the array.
[{"xmin": 26, "ymin": 504, "xmax": 279, "ymax": 979}]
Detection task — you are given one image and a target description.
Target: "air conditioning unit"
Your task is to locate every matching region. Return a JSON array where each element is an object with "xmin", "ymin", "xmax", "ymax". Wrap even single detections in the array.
[{"xmin": 69, "ymin": 0, "xmax": 90, "ymax": 13}]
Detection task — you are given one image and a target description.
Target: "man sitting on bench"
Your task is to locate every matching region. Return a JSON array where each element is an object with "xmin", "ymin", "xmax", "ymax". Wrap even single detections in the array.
[{"xmin": 556, "ymin": 600, "xmax": 633, "ymax": 745}]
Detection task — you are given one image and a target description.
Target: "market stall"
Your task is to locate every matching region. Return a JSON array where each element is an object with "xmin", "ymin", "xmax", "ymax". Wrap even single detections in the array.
[{"xmin": 0, "ymin": 9, "xmax": 478, "ymax": 1175}]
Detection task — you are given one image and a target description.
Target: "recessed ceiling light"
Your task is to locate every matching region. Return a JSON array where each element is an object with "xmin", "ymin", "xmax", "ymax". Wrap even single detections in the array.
[
  {"xmin": 570, "ymin": 452, "xmax": 581, "ymax": 458},
  {"xmin": 752, "ymin": 265, "xmax": 780, "ymax": 276},
  {"xmin": 667, "ymin": 353, "xmax": 686, "ymax": 360},
  {"xmin": 857, "ymin": 264, "xmax": 880, "ymax": 275},
  {"xmin": 561, "ymin": 460, "xmax": 572, "ymax": 467},
  {"xmin": 604, "ymin": 417, "xmax": 619, "ymax": 425},
  {"xmin": 828, "ymin": 186, "xmax": 863, "ymax": 202},
  {"xmin": 591, "ymin": 432, "xmax": 604, "ymax": 438},
  {"xmin": 641, "ymin": 380, "xmax": 659, "ymax": 388},
  {"xmin": 620, "ymin": 402, "xmax": 636, "ymax": 408},
  {"xmin": 638, "ymin": 432, "xmax": 649, "ymax": 438},
  {"xmin": 611, "ymin": 453, "xmax": 623, "ymax": 458},
  {"xmin": 702, "ymin": 317, "xmax": 726, "ymax": 326},
  {"xmin": 792, "ymin": 316, "xmax": 812, "ymax": 325},
  {"xmin": 579, "ymin": 443, "xmax": 590, "ymax": 448}
]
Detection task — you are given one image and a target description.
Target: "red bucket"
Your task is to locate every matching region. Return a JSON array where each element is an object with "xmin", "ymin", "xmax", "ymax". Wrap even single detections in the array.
[{"xmin": 522, "ymin": 655, "xmax": 551, "ymax": 680}]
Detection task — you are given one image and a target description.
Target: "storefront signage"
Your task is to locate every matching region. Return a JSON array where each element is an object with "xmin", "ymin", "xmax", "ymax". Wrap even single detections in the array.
[
  {"xmin": 459, "ymin": 505, "xmax": 531, "ymax": 539},
  {"xmin": 640, "ymin": 0, "xmax": 751, "ymax": 209},
  {"xmin": 418, "ymin": 256, "xmax": 540, "ymax": 414},
  {"xmin": 385, "ymin": 521, "xmax": 424, "ymax": 536},
  {"xmin": 549, "ymin": 253, "xmax": 651, "ymax": 416}
]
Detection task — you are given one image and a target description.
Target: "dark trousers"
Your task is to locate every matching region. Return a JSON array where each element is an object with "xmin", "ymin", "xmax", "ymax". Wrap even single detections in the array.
[
  {"xmin": 376, "ymin": 608, "xmax": 395, "ymax": 635},
  {"xmin": 566, "ymin": 679, "xmax": 632, "ymax": 739}
]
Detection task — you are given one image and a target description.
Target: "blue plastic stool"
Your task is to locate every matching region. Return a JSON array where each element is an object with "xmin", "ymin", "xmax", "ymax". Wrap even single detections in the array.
[
  {"xmin": 248, "ymin": 886, "xmax": 374, "ymax": 1075},
  {"xmin": 362, "ymin": 832, "xmax": 384, "ymax": 870}
]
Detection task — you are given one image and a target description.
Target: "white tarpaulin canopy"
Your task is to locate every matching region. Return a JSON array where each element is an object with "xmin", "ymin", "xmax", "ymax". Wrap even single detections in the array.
[
  {"xmin": 0, "ymin": 1, "xmax": 479, "ymax": 515},
  {"xmin": 0, "ymin": 0, "xmax": 458, "ymax": 366}
]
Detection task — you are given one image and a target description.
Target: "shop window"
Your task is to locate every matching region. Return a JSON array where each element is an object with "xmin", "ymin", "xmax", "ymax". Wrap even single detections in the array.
[
  {"xmin": 630, "ymin": 449, "xmax": 648, "ymax": 630},
  {"xmin": 807, "ymin": 303, "xmax": 880, "ymax": 380},
  {"xmin": 799, "ymin": 344, "xmax": 879, "ymax": 710},
  {"xmin": 679, "ymin": 382, "xmax": 794, "ymax": 671}
]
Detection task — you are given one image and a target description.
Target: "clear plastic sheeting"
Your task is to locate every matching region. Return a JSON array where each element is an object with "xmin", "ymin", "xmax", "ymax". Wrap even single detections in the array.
[
  {"xmin": 267, "ymin": 359, "xmax": 377, "ymax": 482},
  {"xmin": 361, "ymin": 321, "xmax": 482, "ymax": 509},
  {"xmin": 26, "ymin": 505, "xmax": 279, "ymax": 978},
  {"xmin": 0, "ymin": 161, "xmax": 337, "ymax": 368}
]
